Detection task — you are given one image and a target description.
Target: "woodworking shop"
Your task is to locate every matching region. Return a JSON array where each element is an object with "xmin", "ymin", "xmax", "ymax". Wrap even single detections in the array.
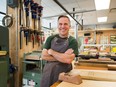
[{"xmin": 0, "ymin": 0, "xmax": 116, "ymax": 87}]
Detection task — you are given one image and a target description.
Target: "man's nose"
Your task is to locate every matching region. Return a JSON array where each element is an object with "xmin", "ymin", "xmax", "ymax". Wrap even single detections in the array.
[{"xmin": 61, "ymin": 24, "xmax": 65, "ymax": 28}]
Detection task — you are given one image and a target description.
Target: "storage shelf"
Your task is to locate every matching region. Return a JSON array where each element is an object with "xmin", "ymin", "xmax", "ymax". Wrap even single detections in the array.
[
  {"xmin": 79, "ymin": 28, "xmax": 116, "ymax": 54},
  {"xmin": 82, "ymin": 44, "xmax": 116, "ymax": 46},
  {"xmin": 78, "ymin": 28, "xmax": 116, "ymax": 33}
]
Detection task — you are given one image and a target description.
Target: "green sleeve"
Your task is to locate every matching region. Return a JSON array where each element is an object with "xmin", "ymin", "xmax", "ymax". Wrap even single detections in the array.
[
  {"xmin": 43, "ymin": 35, "xmax": 55, "ymax": 49},
  {"xmin": 68, "ymin": 36, "xmax": 78, "ymax": 56}
]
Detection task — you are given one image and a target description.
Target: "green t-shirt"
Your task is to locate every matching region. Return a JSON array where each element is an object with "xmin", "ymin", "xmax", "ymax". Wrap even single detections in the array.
[{"xmin": 43, "ymin": 34, "xmax": 78, "ymax": 56}]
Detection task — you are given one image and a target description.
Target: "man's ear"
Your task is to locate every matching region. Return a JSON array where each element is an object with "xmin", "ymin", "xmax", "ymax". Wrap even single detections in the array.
[{"xmin": 69, "ymin": 24, "xmax": 71, "ymax": 27}]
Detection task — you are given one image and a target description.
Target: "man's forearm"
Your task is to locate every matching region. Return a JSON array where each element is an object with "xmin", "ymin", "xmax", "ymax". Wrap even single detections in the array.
[
  {"xmin": 42, "ymin": 54, "xmax": 57, "ymax": 61},
  {"xmin": 48, "ymin": 49, "xmax": 75, "ymax": 64},
  {"xmin": 42, "ymin": 49, "xmax": 57, "ymax": 61}
]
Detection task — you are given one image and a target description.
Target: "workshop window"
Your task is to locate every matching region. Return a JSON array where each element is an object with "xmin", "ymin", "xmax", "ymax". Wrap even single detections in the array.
[{"xmin": 0, "ymin": 0, "xmax": 6, "ymax": 26}]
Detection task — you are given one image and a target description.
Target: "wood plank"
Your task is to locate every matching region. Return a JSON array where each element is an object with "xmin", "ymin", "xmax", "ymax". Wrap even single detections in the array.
[
  {"xmin": 50, "ymin": 81, "xmax": 61, "ymax": 87},
  {"xmin": 70, "ymin": 69, "xmax": 116, "ymax": 81},
  {"xmin": 108, "ymin": 64, "xmax": 116, "ymax": 70},
  {"xmin": 74, "ymin": 65, "xmax": 108, "ymax": 70},
  {"xmin": 57, "ymin": 80, "xmax": 116, "ymax": 87}
]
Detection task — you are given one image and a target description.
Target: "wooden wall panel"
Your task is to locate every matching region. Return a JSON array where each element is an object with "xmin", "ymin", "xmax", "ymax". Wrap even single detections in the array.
[{"xmin": 8, "ymin": 0, "xmax": 42, "ymax": 87}]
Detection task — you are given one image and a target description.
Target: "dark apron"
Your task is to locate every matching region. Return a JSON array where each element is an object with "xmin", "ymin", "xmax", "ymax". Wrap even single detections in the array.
[{"xmin": 40, "ymin": 36, "xmax": 72, "ymax": 87}]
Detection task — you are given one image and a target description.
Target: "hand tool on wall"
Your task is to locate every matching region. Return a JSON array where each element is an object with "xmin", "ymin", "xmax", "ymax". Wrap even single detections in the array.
[
  {"xmin": 27, "ymin": 29, "xmax": 34, "ymax": 48},
  {"xmin": 24, "ymin": 29, "xmax": 30, "ymax": 45},
  {"xmin": 30, "ymin": 1, "xmax": 35, "ymax": 48},
  {"xmin": 36, "ymin": 5, "xmax": 43, "ymax": 46},
  {"xmin": 20, "ymin": 28, "xmax": 28, "ymax": 49},
  {"xmin": 20, "ymin": 27, "xmax": 24, "ymax": 49},
  {"xmin": 19, "ymin": 0, "xmax": 26, "ymax": 49},
  {"xmin": 25, "ymin": 0, "xmax": 33, "ymax": 43},
  {"xmin": 0, "ymin": 12, "xmax": 13, "ymax": 28},
  {"xmin": 35, "ymin": 4, "xmax": 42, "ymax": 45},
  {"xmin": 37, "ymin": 5, "xmax": 43, "ymax": 31},
  {"xmin": 23, "ymin": 0, "xmax": 32, "ymax": 46},
  {"xmin": 24, "ymin": 0, "xmax": 30, "ymax": 28},
  {"xmin": 31, "ymin": 30, "xmax": 35, "ymax": 48},
  {"xmin": 33, "ymin": 3, "xmax": 38, "ymax": 42},
  {"xmin": 31, "ymin": 2, "xmax": 38, "ymax": 29},
  {"xmin": 30, "ymin": 2, "xmax": 38, "ymax": 48},
  {"xmin": 36, "ymin": 31, "xmax": 40, "ymax": 45},
  {"xmin": 34, "ymin": 29, "xmax": 39, "ymax": 44},
  {"xmin": 19, "ymin": 0, "xmax": 22, "ymax": 26},
  {"xmin": 40, "ymin": 31, "xmax": 45, "ymax": 45}
]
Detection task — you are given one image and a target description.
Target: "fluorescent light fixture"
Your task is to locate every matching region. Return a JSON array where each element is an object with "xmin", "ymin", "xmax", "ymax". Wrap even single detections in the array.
[
  {"xmin": 98, "ymin": 17, "xmax": 107, "ymax": 22},
  {"xmin": 95, "ymin": 0, "xmax": 110, "ymax": 10},
  {"xmin": 67, "ymin": 15, "xmax": 73, "ymax": 21}
]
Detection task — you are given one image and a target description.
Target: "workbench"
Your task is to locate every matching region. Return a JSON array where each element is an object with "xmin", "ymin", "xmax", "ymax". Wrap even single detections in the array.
[
  {"xmin": 51, "ymin": 69, "xmax": 116, "ymax": 87},
  {"xmin": 51, "ymin": 59, "xmax": 116, "ymax": 87},
  {"xmin": 51, "ymin": 80, "xmax": 116, "ymax": 87},
  {"xmin": 51, "ymin": 81, "xmax": 61, "ymax": 87},
  {"xmin": 75, "ymin": 58, "xmax": 116, "ymax": 70}
]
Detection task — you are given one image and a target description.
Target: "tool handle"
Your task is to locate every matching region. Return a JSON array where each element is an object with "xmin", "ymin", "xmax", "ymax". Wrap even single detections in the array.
[
  {"xmin": 20, "ymin": 27, "xmax": 24, "ymax": 49},
  {"xmin": 31, "ymin": 34, "xmax": 34, "ymax": 48},
  {"xmin": 24, "ymin": 30, "xmax": 29, "ymax": 45}
]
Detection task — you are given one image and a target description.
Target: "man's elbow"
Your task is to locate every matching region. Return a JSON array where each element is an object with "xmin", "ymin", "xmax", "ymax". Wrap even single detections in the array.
[
  {"xmin": 41, "ymin": 54, "xmax": 47, "ymax": 60},
  {"xmin": 66, "ymin": 54, "xmax": 75, "ymax": 64},
  {"xmin": 66, "ymin": 58, "xmax": 74, "ymax": 64},
  {"xmin": 41, "ymin": 56, "xmax": 45, "ymax": 60}
]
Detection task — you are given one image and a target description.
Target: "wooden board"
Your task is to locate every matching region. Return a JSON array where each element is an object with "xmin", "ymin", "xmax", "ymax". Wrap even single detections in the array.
[
  {"xmin": 57, "ymin": 80, "xmax": 116, "ymax": 87},
  {"xmin": 74, "ymin": 65, "xmax": 108, "ymax": 70},
  {"xmin": 69, "ymin": 69, "xmax": 116, "ymax": 81},
  {"xmin": 108, "ymin": 64, "xmax": 116, "ymax": 70},
  {"xmin": 50, "ymin": 81, "xmax": 61, "ymax": 87}
]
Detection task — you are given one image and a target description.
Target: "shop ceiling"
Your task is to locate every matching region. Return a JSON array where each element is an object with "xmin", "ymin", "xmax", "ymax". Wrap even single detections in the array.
[{"xmin": 42, "ymin": 0, "xmax": 116, "ymax": 26}]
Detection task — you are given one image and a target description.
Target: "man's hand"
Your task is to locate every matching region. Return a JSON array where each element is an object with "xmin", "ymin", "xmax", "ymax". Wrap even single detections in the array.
[
  {"xmin": 65, "ymin": 48, "xmax": 74, "ymax": 54},
  {"xmin": 48, "ymin": 48, "xmax": 74, "ymax": 55},
  {"xmin": 46, "ymin": 48, "xmax": 75, "ymax": 64},
  {"xmin": 48, "ymin": 49, "xmax": 53, "ymax": 55},
  {"xmin": 42, "ymin": 49, "xmax": 57, "ymax": 61}
]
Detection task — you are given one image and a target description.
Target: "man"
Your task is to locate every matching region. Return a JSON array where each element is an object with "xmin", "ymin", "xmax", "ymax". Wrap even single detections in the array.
[{"xmin": 40, "ymin": 15, "xmax": 78, "ymax": 87}]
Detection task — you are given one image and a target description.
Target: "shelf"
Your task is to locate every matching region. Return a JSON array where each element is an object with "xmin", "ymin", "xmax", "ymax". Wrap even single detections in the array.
[
  {"xmin": 96, "ymin": 28, "xmax": 116, "ymax": 31},
  {"xmin": 78, "ymin": 28, "xmax": 116, "ymax": 33},
  {"xmin": 82, "ymin": 44, "xmax": 116, "ymax": 46},
  {"xmin": 0, "ymin": 51, "xmax": 7, "ymax": 56},
  {"xmin": 78, "ymin": 30, "xmax": 95, "ymax": 33},
  {"xmin": 78, "ymin": 58, "xmax": 116, "ymax": 64},
  {"xmin": 78, "ymin": 28, "xmax": 116, "ymax": 54}
]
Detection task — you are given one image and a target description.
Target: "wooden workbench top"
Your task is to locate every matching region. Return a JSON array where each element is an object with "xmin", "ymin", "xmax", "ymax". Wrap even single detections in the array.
[
  {"xmin": 56, "ymin": 80, "xmax": 116, "ymax": 87},
  {"xmin": 51, "ymin": 68, "xmax": 116, "ymax": 87},
  {"xmin": 50, "ymin": 81, "xmax": 61, "ymax": 87}
]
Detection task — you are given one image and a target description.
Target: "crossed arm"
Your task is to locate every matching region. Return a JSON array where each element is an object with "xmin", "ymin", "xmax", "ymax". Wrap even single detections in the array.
[{"xmin": 41, "ymin": 48, "xmax": 75, "ymax": 64}]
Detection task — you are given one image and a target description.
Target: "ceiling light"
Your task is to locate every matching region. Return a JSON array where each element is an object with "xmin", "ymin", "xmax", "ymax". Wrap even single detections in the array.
[
  {"xmin": 98, "ymin": 17, "xmax": 107, "ymax": 22},
  {"xmin": 95, "ymin": 0, "xmax": 110, "ymax": 10},
  {"xmin": 67, "ymin": 15, "xmax": 73, "ymax": 21}
]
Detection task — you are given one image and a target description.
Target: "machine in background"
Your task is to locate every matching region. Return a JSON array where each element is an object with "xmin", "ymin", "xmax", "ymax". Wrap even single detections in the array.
[
  {"xmin": 22, "ymin": 51, "xmax": 44, "ymax": 87},
  {"xmin": 0, "ymin": 26, "xmax": 10, "ymax": 87}
]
